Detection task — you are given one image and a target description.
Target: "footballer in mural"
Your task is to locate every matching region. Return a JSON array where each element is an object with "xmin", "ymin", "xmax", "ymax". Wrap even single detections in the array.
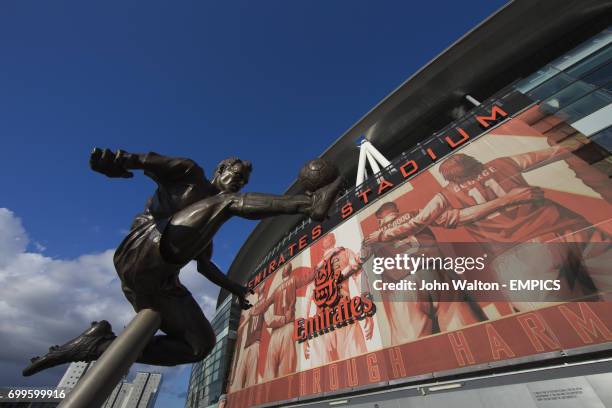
[{"xmin": 300, "ymin": 220, "xmax": 382, "ymax": 369}]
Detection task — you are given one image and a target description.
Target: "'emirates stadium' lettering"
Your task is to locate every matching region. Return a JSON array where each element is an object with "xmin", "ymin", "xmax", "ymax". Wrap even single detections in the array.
[
  {"xmin": 339, "ymin": 105, "xmax": 508, "ymax": 219},
  {"xmin": 248, "ymin": 104, "xmax": 511, "ymax": 289}
]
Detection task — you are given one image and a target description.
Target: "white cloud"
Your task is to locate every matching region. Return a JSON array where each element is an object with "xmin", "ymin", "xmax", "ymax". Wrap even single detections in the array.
[
  {"xmin": 0, "ymin": 208, "xmax": 28, "ymax": 268},
  {"xmin": 0, "ymin": 208, "xmax": 220, "ymax": 391},
  {"xmin": 33, "ymin": 242, "xmax": 47, "ymax": 252}
]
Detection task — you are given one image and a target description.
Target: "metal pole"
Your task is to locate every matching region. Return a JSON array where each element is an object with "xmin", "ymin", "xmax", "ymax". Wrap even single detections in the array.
[
  {"xmin": 59, "ymin": 309, "xmax": 162, "ymax": 408},
  {"xmin": 465, "ymin": 94, "xmax": 481, "ymax": 106}
]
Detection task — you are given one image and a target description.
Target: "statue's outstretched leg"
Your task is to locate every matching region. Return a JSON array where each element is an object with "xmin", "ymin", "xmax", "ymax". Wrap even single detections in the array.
[
  {"xmin": 23, "ymin": 292, "xmax": 215, "ymax": 376},
  {"xmin": 22, "ymin": 321, "xmax": 115, "ymax": 376}
]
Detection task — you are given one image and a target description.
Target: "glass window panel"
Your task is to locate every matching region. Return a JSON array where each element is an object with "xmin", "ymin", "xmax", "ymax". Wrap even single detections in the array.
[
  {"xmin": 541, "ymin": 80, "xmax": 597, "ymax": 113},
  {"xmin": 515, "ymin": 66, "xmax": 562, "ymax": 93},
  {"xmin": 558, "ymin": 90, "xmax": 612, "ymax": 123},
  {"xmin": 590, "ymin": 126, "xmax": 612, "ymax": 152},
  {"xmin": 528, "ymin": 72, "xmax": 575, "ymax": 100},
  {"xmin": 516, "ymin": 30, "xmax": 612, "ymax": 95},
  {"xmin": 581, "ymin": 62, "xmax": 612, "ymax": 90},
  {"xmin": 572, "ymin": 103, "xmax": 612, "ymax": 136},
  {"xmin": 566, "ymin": 45, "xmax": 612, "ymax": 79}
]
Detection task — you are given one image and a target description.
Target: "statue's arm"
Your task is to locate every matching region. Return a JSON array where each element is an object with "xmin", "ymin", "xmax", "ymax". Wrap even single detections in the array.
[
  {"xmin": 90, "ymin": 148, "xmax": 203, "ymax": 182},
  {"xmin": 227, "ymin": 175, "xmax": 343, "ymax": 222},
  {"xmin": 227, "ymin": 192, "xmax": 312, "ymax": 220},
  {"xmin": 196, "ymin": 256, "xmax": 252, "ymax": 309}
]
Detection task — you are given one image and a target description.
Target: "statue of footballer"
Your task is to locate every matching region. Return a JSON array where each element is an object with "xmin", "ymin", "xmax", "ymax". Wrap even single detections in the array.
[{"xmin": 23, "ymin": 148, "xmax": 342, "ymax": 375}]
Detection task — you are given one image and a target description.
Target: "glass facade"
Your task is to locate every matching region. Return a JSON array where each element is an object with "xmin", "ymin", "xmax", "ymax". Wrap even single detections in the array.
[
  {"xmin": 185, "ymin": 296, "xmax": 241, "ymax": 408},
  {"xmin": 513, "ymin": 27, "xmax": 612, "ymax": 176}
]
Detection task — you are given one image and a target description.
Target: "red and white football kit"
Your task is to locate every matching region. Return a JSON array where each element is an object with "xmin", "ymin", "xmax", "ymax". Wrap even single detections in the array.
[
  {"xmin": 382, "ymin": 152, "xmax": 611, "ymax": 308},
  {"xmin": 363, "ymin": 212, "xmax": 484, "ymax": 345}
]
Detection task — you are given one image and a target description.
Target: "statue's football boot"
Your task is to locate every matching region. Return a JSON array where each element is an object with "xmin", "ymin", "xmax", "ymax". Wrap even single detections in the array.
[
  {"xmin": 22, "ymin": 320, "xmax": 115, "ymax": 376},
  {"xmin": 309, "ymin": 176, "xmax": 344, "ymax": 221}
]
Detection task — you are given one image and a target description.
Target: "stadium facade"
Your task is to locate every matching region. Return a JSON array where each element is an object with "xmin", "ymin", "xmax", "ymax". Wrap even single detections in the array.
[
  {"xmin": 187, "ymin": 1, "xmax": 612, "ymax": 407},
  {"xmin": 186, "ymin": 295, "xmax": 241, "ymax": 408}
]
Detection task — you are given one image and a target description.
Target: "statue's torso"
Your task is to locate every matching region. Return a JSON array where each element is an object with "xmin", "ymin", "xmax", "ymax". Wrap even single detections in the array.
[
  {"xmin": 144, "ymin": 164, "xmax": 217, "ymax": 219},
  {"xmin": 145, "ymin": 178, "xmax": 215, "ymax": 219}
]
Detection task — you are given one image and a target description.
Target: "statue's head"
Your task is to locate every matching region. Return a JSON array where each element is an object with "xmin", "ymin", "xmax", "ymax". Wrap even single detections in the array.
[{"xmin": 213, "ymin": 157, "xmax": 252, "ymax": 193}]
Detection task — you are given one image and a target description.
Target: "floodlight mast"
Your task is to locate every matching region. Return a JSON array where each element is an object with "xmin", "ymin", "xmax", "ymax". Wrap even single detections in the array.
[{"xmin": 355, "ymin": 139, "xmax": 391, "ymax": 187}]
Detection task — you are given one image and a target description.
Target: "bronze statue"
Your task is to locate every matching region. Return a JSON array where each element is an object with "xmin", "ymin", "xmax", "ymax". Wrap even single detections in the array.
[{"xmin": 23, "ymin": 148, "xmax": 342, "ymax": 376}]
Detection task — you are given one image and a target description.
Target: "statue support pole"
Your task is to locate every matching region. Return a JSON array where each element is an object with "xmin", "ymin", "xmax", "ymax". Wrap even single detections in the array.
[{"xmin": 58, "ymin": 309, "xmax": 162, "ymax": 408}]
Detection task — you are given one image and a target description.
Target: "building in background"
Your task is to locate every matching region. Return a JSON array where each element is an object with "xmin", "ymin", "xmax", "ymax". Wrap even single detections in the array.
[
  {"xmin": 185, "ymin": 295, "xmax": 241, "ymax": 408},
  {"xmin": 211, "ymin": 1, "xmax": 612, "ymax": 407},
  {"xmin": 56, "ymin": 361, "xmax": 94, "ymax": 391},
  {"xmin": 53, "ymin": 362, "xmax": 162, "ymax": 408},
  {"xmin": 103, "ymin": 372, "xmax": 162, "ymax": 408}
]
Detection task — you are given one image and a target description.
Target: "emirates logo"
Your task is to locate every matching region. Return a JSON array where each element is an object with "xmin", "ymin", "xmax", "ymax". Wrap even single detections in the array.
[{"xmin": 313, "ymin": 258, "xmax": 342, "ymax": 308}]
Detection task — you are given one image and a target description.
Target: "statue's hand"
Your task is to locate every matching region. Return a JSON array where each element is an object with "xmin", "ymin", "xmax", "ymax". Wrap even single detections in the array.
[
  {"xmin": 90, "ymin": 148, "xmax": 134, "ymax": 178},
  {"xmin": 308, "ymin": 176, "xmax": 344, "ymax": 221},
  {"xmin": 235, "ymin": 285, "xmax": 254, "ymax": 310}
]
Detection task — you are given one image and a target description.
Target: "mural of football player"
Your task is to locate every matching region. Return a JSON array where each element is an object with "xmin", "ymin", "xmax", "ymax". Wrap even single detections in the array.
[
  {"xmin": 303, "ymin": 233, "xmax": 374, "ymax": 364},
  {"xmin": 365, "ymin": 145, "xmax": 612, "ymax": 309},
  {"xmin": 249, "ymin": 262, "xmax": 314, "ymax": 381},
  {"xmin": 360, "ymin": 201, "xmax": 487, "ymax": 345},
  {"xmin": 229, "ymin": 285, "xmax": 278, "ymax": 392}
]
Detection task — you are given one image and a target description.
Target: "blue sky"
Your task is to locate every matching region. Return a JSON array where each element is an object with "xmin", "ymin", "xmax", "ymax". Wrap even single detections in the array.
[{"xmin": 0, "ymin": 1, "xmax": 507, "ymax": 406}]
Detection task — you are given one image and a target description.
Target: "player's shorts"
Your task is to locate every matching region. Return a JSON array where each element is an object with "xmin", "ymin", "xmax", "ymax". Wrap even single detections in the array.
[
  {"xmin": 232, "ymin": 342, "xmax": 260, "ymax": 391},
  {"xmin": 382, "ymin": 297, "xmax": 432, "ymax": 345},
  {"xmin": 114, "ymin": 213, "xmax": 190, "ymax": 311},
  {"xmin": 328, "ymin": 323, "xmax": 367, "ymax": 361},
  {"xmin": 264, "ymin": 323, "xmax": 296, "ymax": 379},
  {"xmin": 307, "ymin": 316, "xmax": 368, "ymax": 363}
]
